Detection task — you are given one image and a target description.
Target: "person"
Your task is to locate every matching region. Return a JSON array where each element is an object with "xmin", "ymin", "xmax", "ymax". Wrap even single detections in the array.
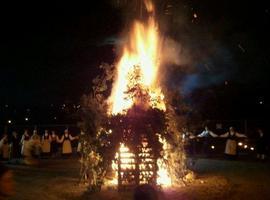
[
  {"xmin": 20, "ymin": 129, "xmax": 31, "ymax": 158},
  {"xmin": 133, "ymin": 184, "xmax": 158, "ymax": 200},
  {"xmin": 0, "ymin": 134, "xmax": 10, "ymax": 160},
  {"xmin": 182, "ymin": 127, "xmax": 197, "ymax": 155},
  {"xmin": 50, "ymin": 130, "xmax": 59, "ymax": 157},
  {"xmin": 10, "ymin": 131, "xmax": 20, "ymax": 159},
  {"xmin": 77, "ymin": 130, "xmax": 85, "ymax": 156},
  {"xmin": 220, "ymin": 127, "xmax": 247, "ymax": 159},
  {"xmin": 31, "ymin": 129, "xmax": 41, "ymax": 158},
  {"xmin": 197, "ymin": 126, "xmax": 218, "ymax": 156},
  {"xmin": 58, "ymin": 129, "xmax": 77, "ymax": 157},
  {"xmin": 256, "ymin": 128, "xmax": 267, "ymax": 160},
  {"xmin": 41, "ymin": 130, "xmax": 51, "ymax": 157},
  {"xmin": 0, "ymin": 164, "xmax": 14, "ymax": 199}
]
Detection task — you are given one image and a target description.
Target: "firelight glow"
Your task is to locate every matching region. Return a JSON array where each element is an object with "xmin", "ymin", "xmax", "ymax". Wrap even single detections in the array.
[
  {"xmin": 107, "ymin": 0, "xmax": 172, "ymax": 188},
  {"xmin": 107, "ymin": 0, "xmax": 165, "ymax": 115}
]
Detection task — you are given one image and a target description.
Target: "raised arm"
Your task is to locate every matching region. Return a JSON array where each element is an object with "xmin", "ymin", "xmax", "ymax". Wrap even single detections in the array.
[{"xmin": 219, "ymin": 132, "xmax": 229, "ymax": 138}]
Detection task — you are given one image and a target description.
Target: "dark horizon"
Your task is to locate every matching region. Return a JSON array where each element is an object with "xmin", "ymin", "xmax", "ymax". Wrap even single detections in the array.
[{"xmin": 0, "ymin": 0, "xmax": 269, "ymax": 121}]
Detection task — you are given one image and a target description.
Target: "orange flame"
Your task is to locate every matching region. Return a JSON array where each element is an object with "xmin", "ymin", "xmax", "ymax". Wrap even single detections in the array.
[
  {"xmin": 107, "ymin": 1, "xmax": 165, "ymax": 115},
  {"xmin": 107, "ymin": 0, "xmax": 172, "ymax": 188}
]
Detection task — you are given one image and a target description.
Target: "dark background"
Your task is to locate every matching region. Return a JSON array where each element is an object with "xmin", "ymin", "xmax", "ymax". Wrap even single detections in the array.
[{"xmin": 0, "ymin": 0, "xmax": 269, "ymax": 128}]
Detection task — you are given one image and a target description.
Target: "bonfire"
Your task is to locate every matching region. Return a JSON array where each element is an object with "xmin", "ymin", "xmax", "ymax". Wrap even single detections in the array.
[{"xmin": 79, "ymin": 0, "xmax": 187, "ymax": 192}]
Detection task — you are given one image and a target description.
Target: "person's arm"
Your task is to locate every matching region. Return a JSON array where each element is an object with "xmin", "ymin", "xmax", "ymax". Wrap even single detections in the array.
[
  {"xmin": 0, "ymin": 138, "xmax": 4, "ymax": 150},
  {"xmin": 69, "ymin": 134, "xmax": 77, "ymax": 141},
  {"xmin": 209, "ymin": 131, "xmax": 218, "ymax": 137},
  {"xmin": 235, "ymin": 132, "xmax": 247, "ymax": 138},
  {"xmin": 57, "ymin": 135, "xmax": 64, "ymax": 143},
  {"xmin": 20, "ymin": 135, "xmax": 24, "ymax": 145},
  {"xmin": 197, "ymin": 131, "xmax": 207, "ymax": 137},
  {"xmin": 219, "ymin": 132, "xmax": 229, "ymax": 138}
]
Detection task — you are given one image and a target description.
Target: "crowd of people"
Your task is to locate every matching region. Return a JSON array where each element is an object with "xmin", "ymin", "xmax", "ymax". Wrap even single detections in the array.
[
  {"xmin": 0, "ymin": 128, "xmax": 84, "ymax": 161},
  {"xmin": 0, "ymin": 126, "xmax": 268, "ymax": 162},
  {"xmin": 182, "ymin": 126, "xmax": 268, "ymax": 160}
]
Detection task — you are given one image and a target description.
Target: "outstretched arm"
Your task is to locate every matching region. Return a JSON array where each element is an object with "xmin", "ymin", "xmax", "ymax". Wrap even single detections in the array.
[
  {"xmin": 197, "ymin": 131, "xmax": 207, "ymax": 137},
  {"xmin": 236, "ymin": 132, "xmax": 247, "ymax": 138},
  {"xmin": 220, "ymin": 132, "xmax": 229, "ymax": 138},
  {"xmin": 209, "ymin": 131, "xmax": 218, "ymax": 137}
]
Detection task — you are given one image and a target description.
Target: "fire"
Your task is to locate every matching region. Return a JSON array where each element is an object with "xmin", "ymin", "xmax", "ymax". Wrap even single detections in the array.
[
  {"xmin": 107, "ymin": 0, "xmax": 165, "ymax": 115},
  {"xmin": 157, "ymin": 134, "xmax": 172, "ymax": 187},
  {"xmin": 107, "ymin": 0, "xmax": 173, "ymax": 188}
]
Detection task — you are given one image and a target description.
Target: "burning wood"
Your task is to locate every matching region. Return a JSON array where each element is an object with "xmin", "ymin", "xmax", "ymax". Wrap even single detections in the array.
[{"xmin": 79, "ymin": 0, "xmax": 187, "ymax": 192}]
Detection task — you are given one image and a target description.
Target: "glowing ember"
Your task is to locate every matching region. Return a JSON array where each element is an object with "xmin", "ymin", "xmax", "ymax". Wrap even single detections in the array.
[{"xmin": 107, "ymin": 0, "xmax": 165, "ymax": 115}]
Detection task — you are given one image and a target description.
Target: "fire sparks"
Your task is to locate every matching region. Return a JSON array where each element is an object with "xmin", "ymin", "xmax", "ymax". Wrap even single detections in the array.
[{"xmin": 107, "ymin": 0, "xmax": 165, "ymax": 115}]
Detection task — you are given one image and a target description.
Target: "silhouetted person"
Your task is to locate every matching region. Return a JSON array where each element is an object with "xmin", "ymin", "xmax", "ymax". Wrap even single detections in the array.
[
  {"xmin": 0, "ymin": 164, "xmax": 14, "ymax": 199},
  {"xmin": 0, "ymin": 134, "xmax": 9, "ymax": 160},
  {"xmin": 256, "ymin": 128, "xmax": 267, "ymax": 160},
  {"xmin": 50, "ymin": 130, "xmax": 59, "ymax": 157},
  {"xmin": 133, "ymin": 184, "xmax": 158, "ymax": 200},
  {"xmin": 10, "ymin": 131, "xmax": 20, "ymax": 159},
  {"xmin": 197, "ymin": 126, "xmax": 218, "ymax": 156}
]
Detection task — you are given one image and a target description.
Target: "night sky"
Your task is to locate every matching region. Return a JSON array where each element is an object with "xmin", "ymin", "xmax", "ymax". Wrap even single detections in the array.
[{"xmin": 0, "ymin": 0, "xmax": 269, "ymax": 121}]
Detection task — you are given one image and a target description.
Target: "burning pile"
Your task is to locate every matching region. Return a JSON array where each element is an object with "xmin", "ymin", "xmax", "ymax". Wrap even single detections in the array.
[
  {"xmin": 105, "ymin": 0, "xmax": 176, "ymax": 189},
  {"xmin": 79, "ymin": 0, "xmax": 186, "ymax": 191}
]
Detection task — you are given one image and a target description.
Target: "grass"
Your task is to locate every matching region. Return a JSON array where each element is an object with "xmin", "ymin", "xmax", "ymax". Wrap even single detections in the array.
[{"xmin": 3, "ymin": 157, "xmax": 270, "ymax": 200}]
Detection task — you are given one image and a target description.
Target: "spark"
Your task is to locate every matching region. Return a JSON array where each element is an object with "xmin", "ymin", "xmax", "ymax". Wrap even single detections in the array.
[{"xmin": 238, "ymin": 44, "xmax": 246, "ymax": 53}]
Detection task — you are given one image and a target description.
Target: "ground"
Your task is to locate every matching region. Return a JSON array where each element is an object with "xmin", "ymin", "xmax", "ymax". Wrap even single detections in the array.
[{"xmin": 2, "ymin": 157, "xmax": 270, "ymax": 200}]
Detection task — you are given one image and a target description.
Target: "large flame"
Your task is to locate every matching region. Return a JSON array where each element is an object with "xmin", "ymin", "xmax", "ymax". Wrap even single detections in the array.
[
  {"xmin": 108, "ymin": 0, "xmax": 165, "ymax": 115},
  {"xmin": 107, "ymin": 0, "xmax": 172, "ymax": 188}
]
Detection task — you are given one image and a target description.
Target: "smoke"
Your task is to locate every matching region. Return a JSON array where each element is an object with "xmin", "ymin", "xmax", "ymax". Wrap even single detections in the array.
[
  {"xmin": 103, "ymin": 0, "xmax": 237, "ymax": 96},
  {"xmin": 161, "ymin": 38, "xmax": 235, "ymax": 95},
  {"xmin": 157, "ymin": 2, "xmax": 236, "ymax": 96}
]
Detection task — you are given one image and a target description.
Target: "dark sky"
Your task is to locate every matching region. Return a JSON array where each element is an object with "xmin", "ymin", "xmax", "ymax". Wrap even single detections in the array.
[{"xmin": 0, "ymin": 0, "xmax": 269, "ymax": 113}]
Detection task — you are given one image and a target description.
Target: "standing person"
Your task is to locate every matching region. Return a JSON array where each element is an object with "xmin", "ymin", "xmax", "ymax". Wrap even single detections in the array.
[
  {"xmin": 197, "ymin": 126, "xmax": 218, "ymax": 156},
  {"xmin": 20, "ymin": 129, "xmax": 31, "ymax": 158},
  {"xmin": 58, "ymin": 129, "xmax": 77, "ymax": 157},
  {"xmin": 220, "ymin": 127, "xmax": 247, "ymax": 159},
  {"xmin": 10, "ymin": 131, "xmax": 20, "ymax": 159},
  {"xmin": 0, "ymin": 134, "xmax": 9, "ymax": 160},
  {"xmin": 31, "ymin": 130, "xmax": 41, "ymax": 158},
  {"xmin": 256, "ymin": 128, "xmax": 267, "ymax": 160},
  {"xmin": 181, "ymin": 127, "xmax": 196, "ymax": 155},
  {"xmin": 41, "ymin": 130, "xmax": 51, "ymax": 157},
  {"xmin": 77, "ymin": 130, "xmax": 85, "ymax": 156},
  {"xmin": 50, "ymin": 130, "xmax": 59, "ymax": 158},
  {"xmin": 0, "ymin": 164, "xmax": 14, "ymax": 199}
]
